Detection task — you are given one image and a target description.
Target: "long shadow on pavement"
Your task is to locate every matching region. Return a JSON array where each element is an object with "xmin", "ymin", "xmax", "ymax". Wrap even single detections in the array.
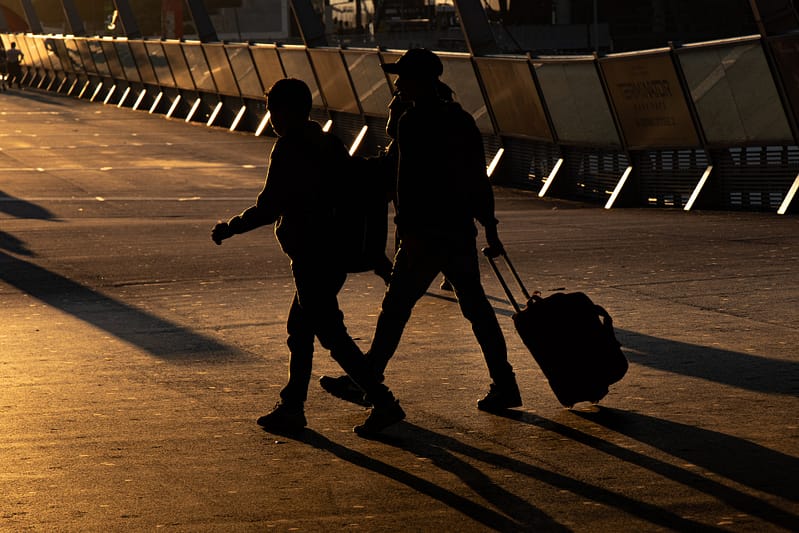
[
  {"xmin": 0, "ymin": 190, "xmax": 59, "ymax": 220},
  {"xmin": 291, "ymin": 427, "xmax": 568, "ymax": 531},
  {"xmin": 619, "ymin": 329, "xmax": 799, "ymax": 396},
  {"xmin": 285, "ymin": 423, "xmax": 728, "ymax": 532},
  {"xmin": 0, "ymin": 250, "xmax": 246, "ymax": 361},
  {"xmin": 500, "ymin": 409, "xmax": 799, "ymax": 531}
]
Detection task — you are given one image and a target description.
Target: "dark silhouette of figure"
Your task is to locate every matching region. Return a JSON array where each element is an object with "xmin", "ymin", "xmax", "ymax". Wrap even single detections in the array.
[
  {"xmin": 321, "ymin": 49, "xmax": 521, "ymax": 413},
  {"xmin": 5, "ymin": 43, "xmax": 23, "ymax": 89},
  {"xmin": 0, "ymin": 47, "xmax": 8, "ymax": 92},
  {"xmin": 211, "ymin": 78, "xmax": 405, "ymax": 436}
]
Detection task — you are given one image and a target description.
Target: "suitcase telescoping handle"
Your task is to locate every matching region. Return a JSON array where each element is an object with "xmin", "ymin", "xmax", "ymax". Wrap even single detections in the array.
[{"xmin": 482, "ymin": 249, "xmax": 531, "ymax": 314}]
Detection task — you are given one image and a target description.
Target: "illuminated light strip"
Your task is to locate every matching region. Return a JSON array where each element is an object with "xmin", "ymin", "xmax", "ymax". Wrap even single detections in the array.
[
  {"xmin": 132, "ymin": 89, "xmax": 147, "ymax": 110},
  {"xmin": 486, "ymin": 148, "xmax": 505, "ymax": 178},
  {"xmin": 322, "ymin": 119, "xmax": 333, "ymax": 132},
  {"xmin": 778, "ymin": 173, "xmax": 799, "ymax": 215},
  {"xmin": 255, "ymin": 111, "xmax": 271, "ymax": 136},
  {"xmin": 605, "ymin": 165, "xmax": 633, "ymax": 209},
  {"xmin": 67, "ymin": 78, "xmax": 78, "ymax": 96},
  {"xmin": 684, "ymin": 165, "xmax": 713, "ymax": 212},
  {"xmin": 117, "ymin": 86, "xmax": 131, "ymax": 108},
  {"xmin": 103, "ymin": 84, "xmax": 117, "ymax": 104},
  {"xmin": 90, "ymin": 82, "xmax": 104, "ymax": 102},
  {"xmin": 166, "ymin": 94, "xmax": 182, "ymax": 118},
  {"xmin": 57, "ymin": 78, "xmax": 68, "ymax": 93},
  {"xmin": 207, "ymin": 102, "xmax": 224, "ymax": 126},
  {"xmin": 37, "ymin": 75, "xmax": 47, "ymax": 89},
  {"xmin": 538, "ymin": 157, "xmax": 564, "ymax": 197},
  {"xmin": 186, "ymin": 98, "xmax": 202, "ymax": 122},
  {"xmin": 149, "ymin": 92, "xmax": 164, "ymax": 114},
  {"xmin": 46, "ymin": 77, "xmax": 56, "ymax": 91},
  {"xmin": 348, "ymin": 125, "xmax": 369, "ymax": 156},
  {"xmin": 77, "ymin": 80, "xmax": 91, "ymax": 99},
  {"xmin": 230, "ymin": 105, "xmax": 247, "ymax": 132}
]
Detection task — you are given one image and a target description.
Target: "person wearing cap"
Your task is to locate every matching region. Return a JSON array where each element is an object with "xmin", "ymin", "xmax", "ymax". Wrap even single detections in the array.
[
  {"xmin": 211, "ymin": 78, "xmax": 405, "ymax": 436},
  {"xmin": 321, "ymin": 49, "xmax": 521, "ymax": 413}
]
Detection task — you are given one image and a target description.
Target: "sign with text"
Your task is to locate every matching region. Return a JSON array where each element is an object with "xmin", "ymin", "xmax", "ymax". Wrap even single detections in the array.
[{"xmin": 600, "ymin": 52, "xmax": 699, "ymax": 149}]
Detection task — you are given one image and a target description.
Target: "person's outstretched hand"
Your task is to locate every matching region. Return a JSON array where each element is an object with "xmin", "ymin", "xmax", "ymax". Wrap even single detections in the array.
[
  {"xmin": 482, "ymin": 224, "xmax": 505, "ymax": 258},
  {"xmin": 211, "ymin": 221, "xmax": 233, "ymax": 245}
]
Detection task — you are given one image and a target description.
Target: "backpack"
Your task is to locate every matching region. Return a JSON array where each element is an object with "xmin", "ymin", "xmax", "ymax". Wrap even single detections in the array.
[
  {"xmin": 322, "ymin": 133, "xmax": 390, "ymax": 273},
  {"xmin": 334, "ymin": 156, "xmax": 390, "ymax": 273}
]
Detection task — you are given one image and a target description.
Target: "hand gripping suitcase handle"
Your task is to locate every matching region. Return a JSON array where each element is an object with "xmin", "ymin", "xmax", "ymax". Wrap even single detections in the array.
[{"xmin": 482, "ymin": 249, "xmax": 531, "ymax": 314}]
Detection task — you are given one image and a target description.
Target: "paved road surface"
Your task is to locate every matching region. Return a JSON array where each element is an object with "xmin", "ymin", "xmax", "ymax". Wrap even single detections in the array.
[{"xmin": 2, "ymin": 89, "xmax": 798, "ymax": 531}]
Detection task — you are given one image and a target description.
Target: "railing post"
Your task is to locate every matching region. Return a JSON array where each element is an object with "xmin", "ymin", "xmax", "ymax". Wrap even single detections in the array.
[
  {"xmin": 20, "ymin": 0, "xmax": 43, "ymax": 34},
  {"xmin": 452, "ymin": 0, "xmax": 500, "ymax": 56},
  {"xmin": 112, "ymin": 0, "xmax": 142, "ymax": 39},
  {"xmin": 60, "ymin": 0, "xmax": 85, "ymax": 36},
  {"xmin": 289, "ymin": 0, "xmax": 328, "ymax": 47},
  {"xmin": 185, "ymin": 0, "xmax": 218, "ymax": 43}
]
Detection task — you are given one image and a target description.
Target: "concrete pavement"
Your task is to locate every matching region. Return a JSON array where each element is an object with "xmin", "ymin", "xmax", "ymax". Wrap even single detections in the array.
[{"xmin": 1, "ymin": 89, "xmax": 798, "ymax": 531}]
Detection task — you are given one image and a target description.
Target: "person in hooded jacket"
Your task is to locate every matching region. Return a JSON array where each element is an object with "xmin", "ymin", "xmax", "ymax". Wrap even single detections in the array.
[{"xmin": 211, "ymin": 78, "xmax": 405, "ymax": 436}]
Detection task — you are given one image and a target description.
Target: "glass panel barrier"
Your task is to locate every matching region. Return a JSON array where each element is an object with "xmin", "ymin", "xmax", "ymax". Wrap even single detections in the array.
[
  {"xmin": 36, "ymin": 37, "xmax": 62, "ymax": 72},
  {"xmin": 25, "ymin": 35, "xmax": 47, "ymax": 70},
  {"xmin": 308, "ymin": 48, "xmax": 360, "ymax": 114},
  {"xmin": 76, "ymin": 38, "xmax": 98, "ymax": 75},
  {"xmin": 182, "ymin": 43, "xmax": 216, "ymax": 93},
  {"xmin": 278, "ymin": 46, "xmax": 323, "ymax": 107},
  {"xmin": 163, "ymin": 41, "xmax": 195, "ymax": 91},
  {"xmin": 100, "ymin": 39, "xmax": 126, "ymax": 81},
  {"xmin": 476, "ymin": 56, "xmax": 552, "ymax": 142},
  {"xmin": 114, "ymin": 40, "xmax": 141, "ymax": 83},
  {"xmin": 55, "ymin": 38, "xmax": 76, "ymax": 74},
  {"xmin": 342, "ymin": 49, "xmax": 392, "ymax": 118},
  {"xmin": 769, "ymin": 32, "xmax": 799, "ymax": 137},
  {"xmin": 88, "ymin": 39, "xmax": 111, "ymax": 78},
  {"xmin": 438, "ymin": 52, "xmax": 493, "ymax": 134},
  {"xmin": 533, "ymin": 57, "xmax": 620, "ymax": 146},
  {"xmin": 600, "ymin": 50, "xmax": 700, "ymax": 149},
  {"xmin": 226, "ymin": 44, "xmax": 263, "ymax": 99},
  {"xmin": 128, "ymin": 41, "xmax": 158, "ymax": 85},
  {"xmin": 64, "ymin": 38, "xmax": 86, "ymax": 75},
  {"xmin": 17, "ymin": 35, "xmax": 38, "ymax": 70},
  {"xmin": 203, "ymin": 43, "xmax": 240, "ymax": 97},
  {"xmin": 678, "ymin": 38, "xmax": 793, "ymax": 145},
  {"xmin": 250, "ymin": 44, "xmax": 284, "ymax": 94},
  {"xmin": 145, "ymin": 40, "xmax": 176, "ymax": 88}
]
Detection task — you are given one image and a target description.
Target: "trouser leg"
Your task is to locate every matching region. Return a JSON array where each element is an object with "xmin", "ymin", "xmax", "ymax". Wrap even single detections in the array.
[
  {"xmin": 443, "ymin": 248, "xmax": 516, "ymax": 387},
  {"xmin": 292, "ymin": 262, "xmax": 395, "ymax": 407},
  {"xmin": 367, "ymin": 241, "xmax": 439, "ymax": 378},
  {"xmin": 279, "ymin": 292, "xmax": 315, "ymax": 406}
]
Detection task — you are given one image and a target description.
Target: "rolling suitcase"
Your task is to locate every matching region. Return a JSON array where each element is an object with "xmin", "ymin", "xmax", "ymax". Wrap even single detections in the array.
[{"xmin": 486, "ymin": 251, "xmax": 628, "ymax": 408}]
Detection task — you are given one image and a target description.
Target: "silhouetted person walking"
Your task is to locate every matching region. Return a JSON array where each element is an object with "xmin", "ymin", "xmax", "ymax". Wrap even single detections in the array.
[
  {"xmin": 321, "ymin": 49, "xmax": 521, "ymax": 412},
  {"xmin": 6, "ymin": 43, "xmax": 23, "ymax": 89},
  {"xmin": 211, "ymin": 78, "xmax": 405, "ymax": 436}
]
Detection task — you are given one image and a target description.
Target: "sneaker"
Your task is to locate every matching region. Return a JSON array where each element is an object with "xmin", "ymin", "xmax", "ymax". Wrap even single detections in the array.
[
  {"xmin": 477, "ymin": 383, "xmax": 522, "ymax": 412},
  {"xmin": 319, "ymin": 375, "xmax": 371, "ymax": 407},
  {"xmin": 256, "ymin": 402, "xmax": 307, "ymax": 434},
  {"xmin": 354, "ymin": 401, "xmax": 405, "ymax": 436}
]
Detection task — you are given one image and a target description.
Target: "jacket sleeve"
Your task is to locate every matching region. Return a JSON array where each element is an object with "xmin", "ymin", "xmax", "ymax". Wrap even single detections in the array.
[
  {"xmin": 226, "ymin": 143, "xmax": 288, "ymax": 234},
  {"xmin": 465, "ymin": 118, "xmax": 498, "ymax": 229}
]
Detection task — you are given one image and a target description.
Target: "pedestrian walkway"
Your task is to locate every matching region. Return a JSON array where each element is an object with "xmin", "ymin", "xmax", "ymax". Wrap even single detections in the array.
[{"xmin": 2, "ymin": 89, "xmax": 798, "ymax": 531}]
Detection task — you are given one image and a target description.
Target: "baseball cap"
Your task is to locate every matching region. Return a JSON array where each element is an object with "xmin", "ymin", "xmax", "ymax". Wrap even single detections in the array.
[{"xmin": 381, "ymin": 48, "xmax": 443, "ymax": 79}]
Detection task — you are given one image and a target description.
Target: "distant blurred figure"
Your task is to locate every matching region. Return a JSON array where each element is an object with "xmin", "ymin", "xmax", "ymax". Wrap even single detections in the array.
[{"xmin": 5, "ymin": 42, "xmax": 23, "ymax": 89}]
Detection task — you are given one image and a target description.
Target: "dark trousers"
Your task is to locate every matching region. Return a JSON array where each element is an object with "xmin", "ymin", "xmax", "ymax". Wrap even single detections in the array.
[
  {"xmin": 7, "ymin": 63, "xmax": 21, "ymax": 87},
  {"xmin": 368, "ymin": 235, "xmax": 515, "ymax": 386},
  {"xmin": 280, "ymin": 259, "xmax": 393, "ymax": 407}
]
